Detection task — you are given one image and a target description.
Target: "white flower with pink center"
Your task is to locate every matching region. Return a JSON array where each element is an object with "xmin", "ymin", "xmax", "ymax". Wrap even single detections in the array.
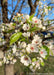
[
  {"xmin": 26, "ymin": 44, "xmax": 39, "ymax": 53},
  {"xmin": 20, "ymin": 55, "xmax": 31, "ymax": 66},
  {"xmin": 32, "ymin": 35, "xmax": 42, "ymax": 46},
  {"xmin": 39, "ymin": 49, "xmax": 47, "ymax": 58},
  {"xmin": 32, "ymin": 17, "xmax": 38, "ymax": 24},
  {"xmin": 22, "ymin": 24, "xmax": 30, "ymax": 31},
  {"xmin": 32, "ymin": 39, "xmax": 42, "ymax": 46}
]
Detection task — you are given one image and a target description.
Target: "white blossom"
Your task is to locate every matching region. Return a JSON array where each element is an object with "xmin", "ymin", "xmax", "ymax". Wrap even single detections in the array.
[
  {"xmin": 6, "ymin": 60, "xmax": 9, "ymax": 64},
  {"xmin": 20, "ymin": 42, "xmax": 26, "ymax": 48},
  {"xmin": 20, "ymin": 55, "xmax": 31, "ymax": 66},
  {"xmin": 39, "ymin": 1, "xmax": 43, "ymax": 5},
  {"xmin": 38, "ymin": 24, "xmax": 43, "ymax": 28},
  {"xmin": 26, "ymin": 44, "xmax": 39, "ymax": 53},
  {"xmin": 44, "ymin": 7, "xmax": 48, "ymax": 15},
  {"xmin": 42, "ymin": 26, "xmax": 46, "ymax": 30},
  {"xmin": 22, "ymin": 32, "xmax": 30, "ymax": 37},
  {"xmin": 29, "ymin": 65, "xmax": 36, "ymax": 72},
  {"xmin": 32, "ymin": 35, "xmax": 42, "ymax": 46},
  {"xmin": 17, "ymin": 13, "xmax": 20, "ymax": 16},
  {"xmin": 37, "ymin": 57, "xmax": 43, "ymax": 62},
  {"xmin": 22, "ymin": 24, "xmax": 30, "ymax": 31},
  {"xmin": 0, "ymin": 13, "xmax": 51, "ymax": 71},
  {"xmin": 39, "ymin": 49, "xmax": 47, "ymax": 58},
  {"xmin": 24, "ymin": 15, "xmax": 29, "ymax": 20},
  {"xmin": 30, "ymin": 60, "xmax": 40, "ymax": 72},
  {"xmin": 13, "ymin": 59, "xmax": 17, "ymax": 64},
  {"xmin": 32, "ymin": 17, "xmax": 38, "ymax": 24},
  {"xmin": 3, "ymin": 57, "xmax": 6, "ymax": 63},
  {"xmin": 12, "ymin": 45, "xmax": 17, "ymax": 53},
  {"xmin": 32, "ymin": 38, "xmax": 42, "ymax": 46}
]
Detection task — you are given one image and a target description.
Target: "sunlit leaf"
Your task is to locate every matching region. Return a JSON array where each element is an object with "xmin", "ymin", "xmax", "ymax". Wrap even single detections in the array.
[
  {"xmin": 41, "ymin": 62, "xmax": 45, "ymax": 66},
  {"xmin": 29, "ymin": 14, "xmax": 34, "ymax": 21},
  {"xmin": 10, "ymin": 32, "xmax": 22, "ymax": 45},
  {"xmin": 32, "ymin": 58, "xmax": 36, "ymax": 62}
]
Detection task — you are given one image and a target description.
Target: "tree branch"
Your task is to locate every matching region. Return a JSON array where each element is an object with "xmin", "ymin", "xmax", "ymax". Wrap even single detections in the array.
[
  {"xmin": 43, "ymin": 36, "xmax": 54, "ymax": 41},
  {"xmin": 47, "ymin": 2, "xmax": 54, "ymax": 6},
  {"xmin": 34, "ymin": 0, "xmax": 39, "ymax": 7},
  {"xmin": 28, "ymin": 0, "xmax": 33, "ymax": 8},
  {"xmin": 9, "ymin": 0, "xmax": 20, "ymax": 22},
  {"xmin": 28, "ymin": 0, "xmax": 39, "ymax": 15},
  {"xmin": 18, "ymin": 0, "xmax": 25, "ymax": 13}
]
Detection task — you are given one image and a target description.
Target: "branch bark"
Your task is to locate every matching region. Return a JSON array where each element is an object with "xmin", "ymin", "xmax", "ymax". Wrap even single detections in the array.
[
  {"xmin": 18, "ymin": 0, "xmax": 25, "ymax": 13},
  {"xmin": 47, "ymin": 2, "xmax": 54, "ymax": 6},
  {"xmin": 43, "ymin": 36, "xmax": 54, "ymax": 41},
  {"xmin": 28, "ymin": 0, "xmax": 39, "ymax": 15},
  {"xmin": 1, "ymin": 0, "xmax": 9, "ymax": 23}
]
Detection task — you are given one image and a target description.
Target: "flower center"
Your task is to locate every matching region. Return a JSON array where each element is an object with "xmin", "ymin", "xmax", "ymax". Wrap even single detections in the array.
[
  {"xmin": 24, "ymin": 57, "xmax": 28, "ymax": 60},
  {"xmin": 35, "ymin": 20, "xmax": 37, "ymax": 23},
  {"xmin": 35, "ymin": 41, "xmax": 38, "ymax": 44},
  {"xmin": 30, "ymin": 47, "xmax": 34, "ymax": 50},
  {"xmin": 36, "ymin": 62, "xmax": 38, "ymax": 65},
  {"xmin": 27, "ymin": 26, "xmax": 29, "ymax": 29},
  {"xmin": 40, "ymin": 51, "xmax": 43, "ymax": 54}
]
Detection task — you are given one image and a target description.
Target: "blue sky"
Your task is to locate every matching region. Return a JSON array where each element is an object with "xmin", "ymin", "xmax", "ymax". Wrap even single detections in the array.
[
  {"xmin": 0, "ymin": 0, "xmax": 52, "ymax": 20},
  {"xmin": 8, "ymin": 0, "xmax": 54, "ymax": 21}
]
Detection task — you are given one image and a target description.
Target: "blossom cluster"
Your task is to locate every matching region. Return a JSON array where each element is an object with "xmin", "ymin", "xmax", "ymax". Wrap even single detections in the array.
[
  {"xmin": 0, "ymin": 13, "xmax": 53, "ymax": 72},
  {"xmin": 39, "ymin": 1, "xmax": 51, "ymax": 15}
]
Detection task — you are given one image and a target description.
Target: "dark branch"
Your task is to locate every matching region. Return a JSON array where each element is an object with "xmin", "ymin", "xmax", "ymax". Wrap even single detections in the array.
[
  {"xmin": 9, "ymin": 0, "xmax": 20, "ymax": 22},
  {"xmin": 18, "ymin": 0, "xmax": 25, "ymax": 13},
  {"xmin": 28, "ymin": 0, "xmax": 33, "ymax": 8},
  {"xmin": 34, "ymin": 0, "xmax": 39, "ymax": 7},
  {"xmin": 47, "ymin": 2, "xmax": 54, "ymax": 6},
  {"xmin": 43, "ymin": 36, "xmax": 54, "ymax": 41},
  {"xmin": 28, "ymin": 0, "xmax": 39, "ymax": 15}
]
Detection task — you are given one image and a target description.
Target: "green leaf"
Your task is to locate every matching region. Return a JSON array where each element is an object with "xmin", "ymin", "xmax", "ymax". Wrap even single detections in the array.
[
  {"xmin": 47, "ymin": 6, "xmax": 51, "ymax": 10},
  {"xmin": 10, "ymin": 32, "xmax": 22, "ymax": 45},
  {"xmin": 53, "ymin": 33, "xmax": 54, "ymax": 36},
  {"xmin": 20, "ymin": 38, "xmax": 26, "ymax": 42},
  {"xmin": 32, "ymin": 58, "xmax": 36, "ymax": 62},
  {"xmin": 41, "ymin": 62, "xmax": 45, "ymax": 66},
  {"xmin": 29, "ymin": 14, "xmax": 34, "ymax": 21},
  {"xmin": 12, "ymin": 23, "xmax": 16, "ymax": 26},
  {"xmin": 30, "ymin": 26, "xmax": 36, "ymax": 31},
  {"xmin": 37, "ymin": 0, "xmax": 40, "ymax": 1}
]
